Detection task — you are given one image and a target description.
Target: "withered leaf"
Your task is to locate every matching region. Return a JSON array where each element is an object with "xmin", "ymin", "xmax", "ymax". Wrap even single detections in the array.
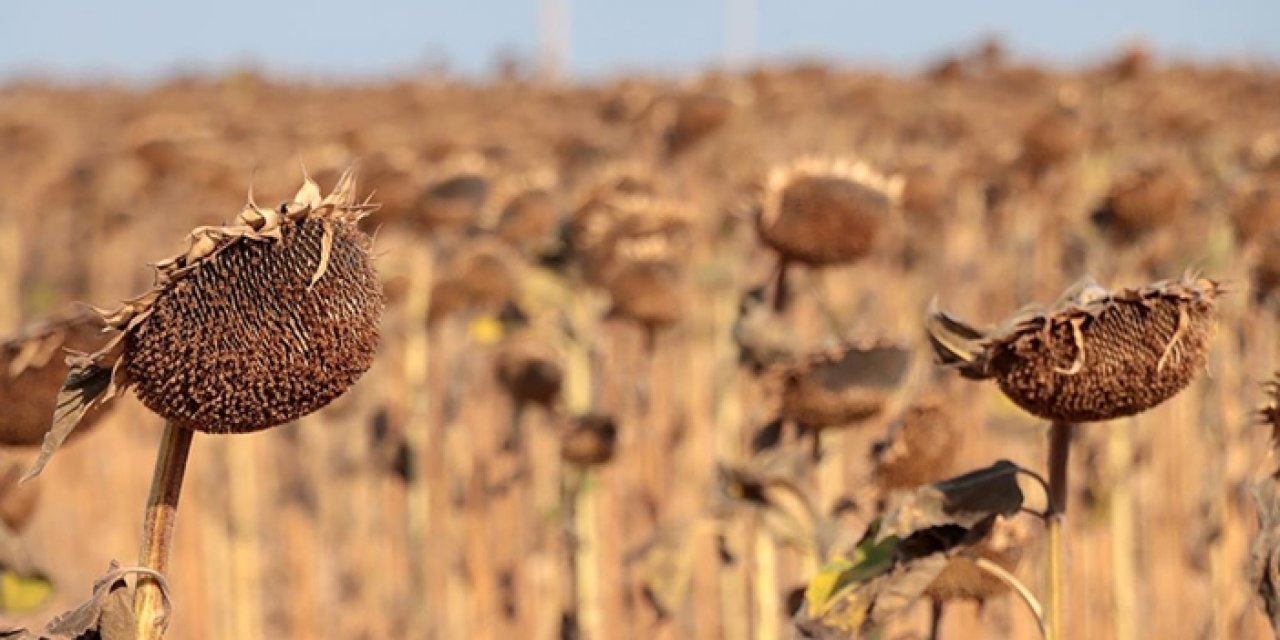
[
  {"xmin": 878, "ymin": 459, "xmax": 1024, "ymax": 542},
  {"xmin": 804, "ymin": 528, "xmax": 898, "ymax": 616},
  {"xmin": 1251, "ymin": 479, "xmax": 1280, "ymax": 634},
  {"xmin": 796, "ymin": 461, "xmax": 1030, "ymax": 637},
  {"xmin": 867, "ymin": 553, "xmax": 949, "ymax": 623},
  {"xmin": 43, "ymin": 562, "xmax": 169, "ymax": 640},
  {"xmin": 94, "ymin": 579, "xmax": 136, "ymax": 640},
  {"xmin": 795, "ymin": 539, "xmax": 949, "ymax": 637},
  {"xmin": 21, "ymin": 359, "xmax": 114, "ymax": 483}
]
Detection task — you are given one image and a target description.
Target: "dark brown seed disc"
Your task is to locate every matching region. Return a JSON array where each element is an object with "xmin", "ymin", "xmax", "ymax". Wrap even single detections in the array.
[
  {"xmin": 989, "ymin": 288, "xmax": 1215, "ymax": 423},
  {"xmin": 560, "ymin": 413, "xmax": 617, "ymax": 467},
  {"xmin": 872, "ymin": 396, "xmax": 959, "ymax": 491},
  {"xmin": 495, "ymin": 336, "xmax": 563, "ymax": 408},
  {"xmin": 605, "ymin": 260, "xmax": 684, "ymax": 330},
  {"xmin": 758, "ymin": 176, "xmax": 890, "ymax": 265},
  {"xmin": 780, "ymin": 344, "xmax": 910, "ymax": 429},
  {"xmin": 123, "ymin": 219, "xmax": 383, "ymax": 434}
]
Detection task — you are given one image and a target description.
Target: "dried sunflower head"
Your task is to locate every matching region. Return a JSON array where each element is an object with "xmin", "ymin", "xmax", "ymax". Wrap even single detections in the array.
[
  {"xmin": 480, "ymin": 169, "xmax": 563, "ymax": 258},
  {"xmin": 927, "ymin": 274, "xmax": 1219, "ymax": 423},
  {"xmin": 1091, "ymin": 162, "xmax": 1194, "ymax": 242},
  {"xmin": 28, "ymin": 168, "xmax": 383, "ymax": 478},
  {"xmin": 560, "ymin": 413, "xmax": 618, "ymax": 467},
  {"xmin": 564, "ymin": 168, "xmax": 670, "ymax": 280},
  {"xmin": 780, "ymin": 341, "xmax": 912, "ymax": 429},
  {"xmin": 426, "ymin": 238, "xmax": 522, "ymax": 326},
  {"xmin": 757, "ymin": 156, "xmax": 903, "ymax": 266},
  {"xmin": 1019, "ymin": 106, "xmax": 1082, "ymax": 173},
  {"xmin": 494, "ymin": 327, "xmax": 564, "ymax": 409},
  {"xmin": 1230, "ymin": 184, "xmax": 1280, "ymax": 244},
  {"xmin": 0, "ymin": 311, "xmax": 108, "ymax": 447},
  {"xmin": 871, "ymin": 393, "xmax": 960, "ymax": 492},
  {"xmin": 664, "ymin": 93, "xmax": 733, "ymax": 157},
  {"xmin": 411, "ymin": 153, "xmax": 491, "ymax": 233}
]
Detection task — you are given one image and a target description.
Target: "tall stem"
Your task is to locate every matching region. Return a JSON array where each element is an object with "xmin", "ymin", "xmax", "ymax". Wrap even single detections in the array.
[
  {"xmin": 1046, "ymin": 421, "xmax": 1073, "ymax": 640},
  {"xmin": 133, "ymin": 420, "xmax": 195, "ymax": 640}
]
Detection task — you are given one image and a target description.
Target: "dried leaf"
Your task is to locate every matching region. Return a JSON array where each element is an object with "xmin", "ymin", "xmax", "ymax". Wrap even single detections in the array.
[
  {"xmin": 796, "ymin": 462, "xmax": 1031, "ymax": 637},
  {"xmin": 43, "ymin": 562, "xmax": 169, "ymax": 640},
  {"xmin": 322, "ymin": 165, "xmax": 358, "ymax": 208},
  {"xmin": 867, "ymin": 553, "xmax": 949, "ymax": 623},
  {"xmin": 94, "ymin": 580, "xmax": 136, "ymax": 640},
  {"xmin": 21, "ymin": 358, "xmax": 114, "ymax": 483},
  {"xmin": 796, "ymin": 537, "xmax": 948, "ymax": 637},
  {"xmin": 293, "ymin": 168, "xmax": 323, "ymax": 210},
  {"xmin": 878, "ymin": 460, "xmax": 1024, "ymax": 542}
]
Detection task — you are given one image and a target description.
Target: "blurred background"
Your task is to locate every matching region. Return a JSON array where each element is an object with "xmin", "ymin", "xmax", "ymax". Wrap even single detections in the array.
[
  {"xmin": 5, "ymin": 0, "xmax": 1280, "ymax": 79},
  {"xmin": 2, "ymin": 2, "xmax": 1280, "ymax": 639}
]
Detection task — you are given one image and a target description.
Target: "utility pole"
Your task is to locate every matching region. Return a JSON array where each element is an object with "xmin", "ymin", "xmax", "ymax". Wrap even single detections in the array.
[
  {"xmin": 539, "ymin": 0, "xmax": 570, "ymax": 81},
  {"xmin": 724, "ymin": 0, "xmax": 757, "ymax": 70}
]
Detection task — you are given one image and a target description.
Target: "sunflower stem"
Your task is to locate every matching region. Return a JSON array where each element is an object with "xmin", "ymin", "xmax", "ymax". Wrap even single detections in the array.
[
  {"xmin": 1046, "ymin": 420, "xmax": 1073, "ymax": 640},
  {"xmin": 133, "ymin": 420, "xmax": 194, "ymax": 640}
]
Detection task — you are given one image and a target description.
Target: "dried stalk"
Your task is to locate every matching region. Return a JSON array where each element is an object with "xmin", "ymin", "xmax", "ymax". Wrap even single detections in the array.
[
  {"xmin": 1109, "ymin": 420, "xmax": 1137, "ymax": 640},
  {"xmin": 0, "ymin": 216, "xmax": 19, "ymax": 332},
  {"xmin": 133, "ymin": 420, "xmax": 195, "ymax": 640},
  {"xmin": 1046, "ymin": 421, "xmax": 1073, "ymax": 640},
  {"xmin": 752, "ymin": 520, "xmax": 779, "ymax": 640},
  {"xmin": 227, "ymin": 429, "xmax": 263, "ymax": 640},
  {"xmin": 405, "ymin": 243, "xmax": 435, "ymax": 636}
]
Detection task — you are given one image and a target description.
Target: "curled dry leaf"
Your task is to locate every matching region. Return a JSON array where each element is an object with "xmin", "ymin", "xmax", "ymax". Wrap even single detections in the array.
[
  {"xmin": 795, "ymin": 460, "xmax": 1032, "ymax": 637},
  {"xmin": 2, "ymin": 561, "xmax": 167, "ymax": 640},
  {"xmin": 876, "ymin": 460, "xmax": 1025, "ymax": 542}
]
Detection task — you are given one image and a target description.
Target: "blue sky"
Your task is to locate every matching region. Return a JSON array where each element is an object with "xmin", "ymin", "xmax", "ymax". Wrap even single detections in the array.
[{"xmin": 1, "ymin": 0, "xmax": 1276, "ymax": 81}]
